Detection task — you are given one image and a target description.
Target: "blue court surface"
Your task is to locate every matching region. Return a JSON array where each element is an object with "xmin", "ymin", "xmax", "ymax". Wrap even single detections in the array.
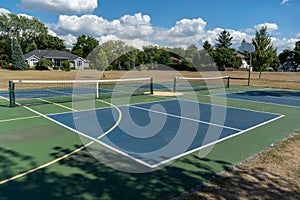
[
  {"xmin": 47, "ymin": 99, "xmax": 283, "ymax": 168},
  {"xmin": 215, "ymin": 90, "xmax": 300, "ymax": 107}
]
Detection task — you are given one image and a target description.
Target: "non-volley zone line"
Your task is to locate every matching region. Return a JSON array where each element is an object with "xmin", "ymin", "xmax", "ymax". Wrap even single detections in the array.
[
  {"xmin": 0, "ymin": 99, "xmax": 122, "ymax": 185},
  {"xmin": 47, "ymin": 99, "xmax": 284, "ymax": 168}
]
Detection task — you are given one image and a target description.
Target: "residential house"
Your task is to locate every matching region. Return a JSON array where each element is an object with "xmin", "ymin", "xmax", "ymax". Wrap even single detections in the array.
[
  {"xmin": 236, "ymin": 52, "xmax": 250, "ymax": 70},
  {"xmin": 24, "ymin": 49, "xmax": 90, "ymax": 69}
]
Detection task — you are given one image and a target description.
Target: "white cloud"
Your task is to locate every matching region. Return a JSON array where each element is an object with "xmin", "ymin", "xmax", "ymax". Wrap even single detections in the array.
[
  {"xmin": 271, "ymin": 37, "xmax": 298, "ymax": 52},
  {"xmin": 0, "ymin": 8, "xmax": 11, "ymax": 15},
  {"xmin": 59, "ymin": 34, "xmax": 77, "ymax": 47},
  {"xmin": 46, "ymin": 12, "xmax": 297, "ymax": 53},
  {"xmin": 20, "ymin": 0, "xmax": 97, "ymax": 14},
  {"xmin": 281, "ymin": 0, "xmax": 289, "ymax": 5},
  {"xmin": 254, "ymin": 23, "xmax": 279, "ymax": 32},
  {"xmin": 53, "ymin": 13, "xmax": 153, "ymax": 40}
]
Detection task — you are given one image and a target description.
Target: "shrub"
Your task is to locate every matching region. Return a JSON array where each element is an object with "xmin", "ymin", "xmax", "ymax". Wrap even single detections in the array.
[
  {"xmin": 61, "ymin": 60, "xmax": 71, "ymax": 71},
  {"xmin": 35, "ymin": 58, "xmax": 53, "ymax": 70}
]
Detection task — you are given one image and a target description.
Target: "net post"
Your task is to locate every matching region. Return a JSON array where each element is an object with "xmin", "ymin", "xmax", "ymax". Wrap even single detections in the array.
[
  {"xmin": 9, "ymin": 80, "xmax": 15, "ymax": 107},
  {"xmin": 96, "ymin": 81, "xmax": 99, "ymax": 98},
  {"xmin": 150, "ymin": 78, "xmax": 154, "ymax": 94},
  {"xmin": 227, "ymin": 76, "xmax": 230, "ymax": 88},
  {"xmin": 173, "ymin": 77, "xmax": 177, "ymax": 93}
]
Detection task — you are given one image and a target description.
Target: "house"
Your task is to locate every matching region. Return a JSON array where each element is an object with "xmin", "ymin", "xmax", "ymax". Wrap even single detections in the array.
[
  {"xmin": 24, "ymin": 50, "xmax": 90, "ymax": 69},
  {"xmin": 236, "ymin": 52, "xmax": 250, "ymax": 70}
]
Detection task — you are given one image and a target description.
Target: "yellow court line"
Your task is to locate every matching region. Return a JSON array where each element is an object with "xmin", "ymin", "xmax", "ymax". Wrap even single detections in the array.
[
  {"xmin": 0, "ymin": 99, "xmax": 122, "ymax": 185},
  {"xmin": 0, "ymin": 141, "xmax": 94, "ymax": 185},
  {"xmin": 0, "ymin": 116, "xmax": 40, "ymax": 123}
]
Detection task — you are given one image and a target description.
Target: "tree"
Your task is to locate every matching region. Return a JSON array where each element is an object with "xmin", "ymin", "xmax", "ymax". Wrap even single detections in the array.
[
  {"xmin": 185, "ymin": 44, "xmax": 198, "ymax": 61},
  {"xmin": 252, "ymin": 27, "xmax": 277, "ymax": 78},
  {"xmin": 0, "ymin": 13, "xmax": 67, "ymax": 66},
  {"xmin": 61, "ymin": 60, "xmax": 71, "ymax": 71},
  {"xmin": 294, "ymin": 41, "xmax": 300, "ymax": 66},
  {"xmin": 213, "ymin": 30, "xmax": 240, "ymax": 70},
  {"xmin": 11, "ymin": 37, "xmax": 27, "ymax": 70},
  {"xmin": 215, "ymin": 30, "xmax": 233, "ymax": 49},
  {"xmin": 214, "ymin": 47, "xmax": 241, "ymax": 70},
  {"xmin": 278, "ymin": 49, "xmax": 294, "ymax": 65},
  {"xmin": 71, "ymin": 35, "xmax": 99, "ymax": 58},
  {"xmin": 35, "ymin": 58, "xmax": 53, "ymax": 70},
  {"xmin": 35, "ymin": 34, "xmax": 66, "ymax": 51},
  {"xmin": 87, "ymin": 47, "xmax": 109, "ymax": 70}
]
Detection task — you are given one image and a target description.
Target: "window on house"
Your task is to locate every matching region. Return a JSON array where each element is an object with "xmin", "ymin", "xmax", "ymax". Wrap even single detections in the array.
[
  {"xmin": 54, "ymin": 60, "xmax": 62, "ymax": 68},
  {"xmin": 77, "ymin": 61, "xmax": 82, "ymax": 68}
]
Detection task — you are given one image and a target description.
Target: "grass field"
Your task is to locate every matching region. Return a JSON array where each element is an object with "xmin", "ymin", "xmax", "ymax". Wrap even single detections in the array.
[{"xmin": 0, "ymin": 69, "xmax": 299, "ymax": 199}]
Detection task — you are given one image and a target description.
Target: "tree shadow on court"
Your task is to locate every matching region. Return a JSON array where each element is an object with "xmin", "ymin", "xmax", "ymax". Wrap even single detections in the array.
[
  {"xmin": 0, "ymin": 145, "xmax": 231, "ymax": 200},
  {"xmin": 1, "ymin": 145, "xmax": 298, "ymax": 200}
]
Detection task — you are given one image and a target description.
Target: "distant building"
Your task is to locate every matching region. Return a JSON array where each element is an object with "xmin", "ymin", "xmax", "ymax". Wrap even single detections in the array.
[
  {"xmin": 236, "ymin": 52, "xmax": 250, "ymax": 70},
  {"xmin": 24, "ymin": 50, "xmax": 90, "ymax": 69}
]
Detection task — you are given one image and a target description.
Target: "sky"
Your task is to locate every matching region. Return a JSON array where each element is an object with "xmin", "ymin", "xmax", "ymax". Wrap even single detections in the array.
[{"xmin": 0, "ymin": 0, "xmax": 299, "ymax": 53}]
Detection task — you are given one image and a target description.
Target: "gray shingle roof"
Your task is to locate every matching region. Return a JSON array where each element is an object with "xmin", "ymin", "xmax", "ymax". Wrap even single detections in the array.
[{"xmin": 24, "ymin": 50, "xmax": 82, "ymax": 61}]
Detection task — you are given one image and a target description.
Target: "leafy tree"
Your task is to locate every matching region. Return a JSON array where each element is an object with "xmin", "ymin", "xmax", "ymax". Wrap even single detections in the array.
[
  {"xmin": 35, "ymin": 58, "xmax": 53, "ymax": 70},
  {"xmin": 185, "ymin": 44, "xmax": 198, "ymax": 61},
  {"xmin": 25, "ymin": 41, "xmax": 37, "ymax": 53},
  {"xmin": 87, "ymin": 47, "xmax": 109, "ymax": 70},
  {"xmin": 252, "ymin": 27, "xmax": 277, "ymax": 78},
  {"xmin": 35, "ymin": 34, "xmax": 66, "ymax": 51},
  {"xmin": 278, "ymin": 49, "xmax": 294, "ymax": 64},
  {"xmin": 0, "ymin": 13, "xmax": 66, "ymax": 66},
  {"xmin": 11, "ymin": 38, "xmax": 27, "ymax": 70},
  {"xmin": 72, "ymin": 35, "xmax": 99, "ymax": 58},
  {"xmin": 294, "ymin": 41, "xmax": 300, "ymax": 66}
]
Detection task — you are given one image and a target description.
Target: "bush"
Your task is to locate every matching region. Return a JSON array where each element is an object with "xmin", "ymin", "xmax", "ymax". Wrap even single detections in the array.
[
  {"xmin": 35, "ymin": 58, "xmax": 53, "ymax": 70},
  {"xmin": 61, "ymin": 60, "xmax": 71, "ymax": 71}
]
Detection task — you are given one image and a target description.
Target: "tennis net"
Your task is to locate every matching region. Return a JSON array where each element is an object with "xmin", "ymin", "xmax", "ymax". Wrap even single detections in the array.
[
  {"xmin": 173, "ymin": 76, "xmax": 230, "ymax": 92},
  {"xmin": 9, "ymin": 77, "xmax": 153, "ymax": 107}
]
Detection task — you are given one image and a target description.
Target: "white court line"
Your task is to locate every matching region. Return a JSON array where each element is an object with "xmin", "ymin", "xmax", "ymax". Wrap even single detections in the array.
[
  {"xmin": 36, "ymin": 98, "xmax": 76, "ymax": 111},
  {"xmin": 129, "ymin": 105, "xmax": 242, "ymax": 132},
  {"xmin": 0, "ymin": 99, "xmax": 123, "ymax": 185},
  {"xmin": 150, "ymin": 114, "xmax": 285, "ymax": 168}
]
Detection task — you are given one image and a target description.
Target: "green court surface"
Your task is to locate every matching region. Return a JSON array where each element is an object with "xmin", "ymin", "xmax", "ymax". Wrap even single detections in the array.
[{"xmin": 0, "ymin": 85, "xmax": 299, "ymax": 200}]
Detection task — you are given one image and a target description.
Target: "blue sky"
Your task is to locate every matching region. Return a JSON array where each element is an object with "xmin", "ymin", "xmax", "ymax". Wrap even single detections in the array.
[{"xmin": 0, "ymin": 0, "xmax": 299, "ymax": 52}]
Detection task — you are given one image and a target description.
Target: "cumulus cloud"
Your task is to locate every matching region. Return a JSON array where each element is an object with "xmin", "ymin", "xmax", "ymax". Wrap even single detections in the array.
[
  {"xmin": 0, "ymin": 8, "xmax": 11, "ymax": 15},
  {"xmin": 254, "ymin": 23, "xmax": 279, "ymax": 32},
  {"xmin": 53, "ymin": 13, "xmax": 153, "ymax": 40},
  {"xmin": 281, "ymin": 0, "xmax": 289, "ymax": 5},
  {"xmin": 19, "ymin": 0, "xmax": 97, "ymax": 14},
  {"xmin": 45, "ymin": 12, "xmax": 296, "ymax": 52}
]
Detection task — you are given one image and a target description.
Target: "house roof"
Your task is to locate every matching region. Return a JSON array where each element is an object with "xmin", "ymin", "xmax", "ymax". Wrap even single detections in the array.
[{"xmin": 24, "ymin": 50, "xmax": 83, "ymax": 62}]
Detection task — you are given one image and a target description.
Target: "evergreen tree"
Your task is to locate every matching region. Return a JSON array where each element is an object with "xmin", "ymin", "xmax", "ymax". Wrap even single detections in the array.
[
  {"xmin": 11, "ymin": 37, "xmax": 27, "ymax": 70},
  {"xmin": 213, "ymin": 30, "xmax": 240, "ymax": 70},
  {"xmin": 215, "ymin": 30, "xmax": 233, "ymax": 49},
  {"xmin": 203, "ymin": 40, "xmax": 215, "ymax": 58}
]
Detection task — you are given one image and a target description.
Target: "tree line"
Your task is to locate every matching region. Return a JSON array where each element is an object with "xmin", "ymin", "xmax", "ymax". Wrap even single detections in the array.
[{"xmin": 0, "ymin": 13, "xmax": 299, "ymax": 72}]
